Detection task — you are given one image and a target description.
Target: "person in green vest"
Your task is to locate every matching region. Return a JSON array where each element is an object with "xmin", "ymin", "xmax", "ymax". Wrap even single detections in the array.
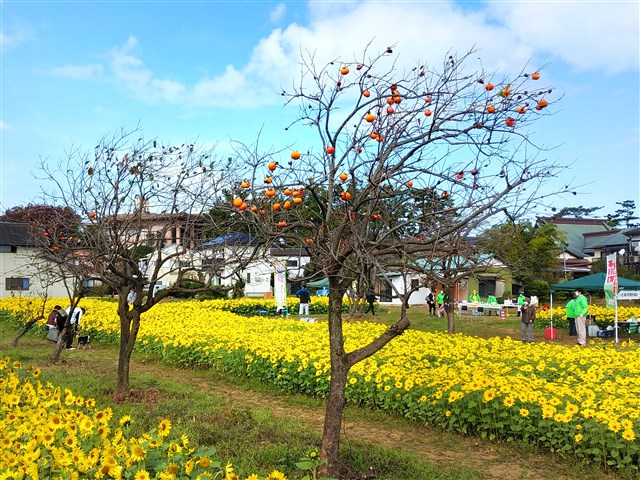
[
  {"xmin": 437, "ymin": 289, "xmax": 448, "ymax": 318},
  {"xmin": 517, "ymin": 292, "xmax": 526, "ymax": 317},
  {"xmin": 469, "ymin": 290, "xmax": 481, "ymax": 302},
  {"xmin": 575, "ymin": 288, "xmax": 589, "ymax": 346},
  {"xmin": 486, "ymin": 294, "xmax": 498, "ymax": 315},
  {"xmin": 565, "ymin": 297, "xmax": 578, "ymax": 336}
]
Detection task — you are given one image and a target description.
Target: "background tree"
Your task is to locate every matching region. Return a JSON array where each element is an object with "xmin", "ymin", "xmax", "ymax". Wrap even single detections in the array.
[
  {"xmin": 606, "ymin": 200, "xmax": 639, "ymax": 228},
  {"xmin": 477, "ymin": 220, "xmax": 563, "ymax": 299},
  {"xmin": 226, "ymin": 47, "xmax": 567, "ymax": 476},
  {"xmin": 0, "ymin": 203, "xmax": 81, "ymax": 226},
  {"xmin": 35, "ymin": 128, "xmax": 242, "ymax": 399},
  {"xmin": 551, "ymin": 205, "xmax": 603, "ymax": 218}
]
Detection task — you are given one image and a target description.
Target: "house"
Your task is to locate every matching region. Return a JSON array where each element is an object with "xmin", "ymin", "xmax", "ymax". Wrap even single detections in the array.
[
  {"xmin": 139, "ymin": 233, "xmax": 311, "ymax": 297},
  {"xmin": 0, "ymin": 222, "xmax": 69, "ymax": 299},
  {"xmin": 537, "ymin": 217, "xmax": 640, "ymax": 276},
  {"xmin": 379, "ymin": 254, "xmax": 522, "ymax": 306},
  {"xmin": 114, "ymin": 199, "xmax": 209, "ymax": 249},
  {"xmin": 243, "ymin": 247, "xmax": 310, "ymax": 297}
]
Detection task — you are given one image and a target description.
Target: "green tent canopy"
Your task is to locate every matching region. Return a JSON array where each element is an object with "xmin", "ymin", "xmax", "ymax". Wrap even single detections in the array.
[
  {"xmin": 306, "ymin": 278, "xmax": 329, "ymax": 288},
  {"xmin": 550, "ymin": 273, "xmax": 640, "ymax": 293}
]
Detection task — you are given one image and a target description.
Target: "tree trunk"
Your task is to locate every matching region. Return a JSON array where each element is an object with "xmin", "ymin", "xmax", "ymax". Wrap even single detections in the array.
[
  {"xmin": 114, "ymin": 300, "xmax": 140, "ymax": 401},
  {"xmin": 11, "ymin": 316, "xmax": 44, "ymax": 346},
  {"xmin": 446, "ymin": 305, "xmax": 456, "ymax": 334},
  {"xmin": 50, "ymin": 324, "xmax": 73, "ymax": 362},
  {"xmin": 445, "ymin": 286, "xmax": 456, "ymax": 334},
  {"xmin": 319, "ymin": 284, "xmax": 349, "ymax": 478}
]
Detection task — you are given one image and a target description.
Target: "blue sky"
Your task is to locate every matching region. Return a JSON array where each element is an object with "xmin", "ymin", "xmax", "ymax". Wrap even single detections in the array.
[{"xmin": 1, "ymin": 0, "xmax": 639, "ymax": 219}]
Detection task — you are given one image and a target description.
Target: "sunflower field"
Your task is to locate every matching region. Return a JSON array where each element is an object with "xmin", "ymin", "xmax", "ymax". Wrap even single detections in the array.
[
  {"xmin": 536, "ymin": 304, "xmax": 640, "ymax": 329},
  {"xmin": 3, "ymin": 296, "xmax": 640, "ymax": 474},
  {"xmin": 0, "ymin": 357, "xmax": 288, "ymax": 480}
]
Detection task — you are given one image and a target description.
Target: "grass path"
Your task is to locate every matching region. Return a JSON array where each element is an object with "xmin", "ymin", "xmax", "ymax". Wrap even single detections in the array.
[{"xmin": 122, "ymin": 351, "xmax": 613, "ymax": 480}]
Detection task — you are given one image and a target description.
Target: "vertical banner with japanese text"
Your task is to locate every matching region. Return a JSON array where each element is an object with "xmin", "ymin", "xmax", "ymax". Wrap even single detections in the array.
[
  {"xmin": 274, "ymin": 260, "xmax": 287, "ymax": 313},
  {"xmin": 604, "ymin": 253, "xmax": 618, "ymax": 309}
]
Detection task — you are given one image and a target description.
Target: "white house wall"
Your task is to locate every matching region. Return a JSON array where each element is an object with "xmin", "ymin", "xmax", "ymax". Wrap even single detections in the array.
[
  {"xmin": 0, "ymin": 247, "xmax": 69, "ymax": 299},
  {"xmin": 380, "ymin": 275, "xmax": 430, "ymax": 305},
  {"xmin": 139, "ymin": 245, "xmax": 311, "ymax": 298}
]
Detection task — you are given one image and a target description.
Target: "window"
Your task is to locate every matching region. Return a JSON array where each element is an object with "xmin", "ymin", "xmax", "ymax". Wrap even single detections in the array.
[
  {"xmin": 6, "ymin": 277, "xmax": 29, "ymax": 291},
  {"xmin": 246, "ymin": 272, "xmax": 251, "ymax": 284},
  {"xmin": 0, "ymin": 245, "xmax": 17, "ymax": 253},
  {"xmin": 285, "ymin": 259, "xmax": 298, "ymax": 267},
  {"xmin": 411, "ymin": 279, "xmax": 420, "ymax": 289},
  {"xmin": 478, "ymin": 280, "xmax": 496, "ymax": 298}
]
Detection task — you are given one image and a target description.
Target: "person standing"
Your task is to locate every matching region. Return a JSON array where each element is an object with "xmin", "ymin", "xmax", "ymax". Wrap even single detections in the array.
[
  {"xmin": 296, "ymin": 285, "xmax": 311, "ymax": 319},
  {"xmin": 437, "ymin": 289, "xmax": 447, "ymax": 318},
  {"xmin": 426, "ymin": 289, "xmax": 436, "ymax": 316},
  {"xmin": 517, "ymin": 292, "xmax": 526, "ymax": 317},
  {"xmin": 364, "ymin": 289, "xmax": 378, "ymax": 315},
  {"xmin": 520, "ymin": 297, "xmax": 536, "ymax": 342},
  {"xmin": 575, "ymin": 288, "xmax": 589, "ymax": 346},
  {"xmin": 127, "ymin": 290, "xmax": 137, "ymax": 305},
  {"xmin": 64, "ymin": 307, "xmax": 85, "ymax": 350},
  {"xmin": 565, "ymin": 297, "xmax": 578, "ymax": 336},
  {"xmin": 486, "ymin": 294, "xmax": 498, "ymax": 315}
]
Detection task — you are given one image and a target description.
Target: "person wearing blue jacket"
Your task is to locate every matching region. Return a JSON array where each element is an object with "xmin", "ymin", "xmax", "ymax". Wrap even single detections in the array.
[{"xmin": 296, "ymin": 286, "xmax": 311, "ymax": 319}]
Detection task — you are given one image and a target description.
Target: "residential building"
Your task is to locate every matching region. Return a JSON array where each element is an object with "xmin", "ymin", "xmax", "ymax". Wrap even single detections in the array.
[
  {"xmin": 537, "ymin": 217, "xmax": 640, "ymax": 276},
  {"xmin": 0, "ymin": 222, "xmax": 69, "ymax": 299}
]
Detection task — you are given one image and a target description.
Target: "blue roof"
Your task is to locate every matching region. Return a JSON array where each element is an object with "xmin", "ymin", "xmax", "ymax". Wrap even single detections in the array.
[{"xmin": 199, "ymin": 233, "xmax": 261, "ymax": 248}]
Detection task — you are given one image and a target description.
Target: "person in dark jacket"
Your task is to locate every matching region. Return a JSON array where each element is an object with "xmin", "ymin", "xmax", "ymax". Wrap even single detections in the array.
[
  {"xmin": 365, "ymin": 289, "xmax": 378, "ymax": 315},
  {"xmin": 45, "ymin": 305, "xmax": 63, "ymax": 330},
  {"xmin": 296, "ymin": 286, "xmax": 311, "ymax": 319},
  {"xmin": 426, "ymin": 290, "xmax": 436, "ymax": 316},
  {"xmin": 520, "ymin": 297, "xmax": 536, "ymax": 343}
]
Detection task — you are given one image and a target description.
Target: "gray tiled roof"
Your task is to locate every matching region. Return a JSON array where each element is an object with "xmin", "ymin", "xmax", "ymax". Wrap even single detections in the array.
[{"xmin": 0, "ymin": 222, "xmax": 34, "ymax": 247}]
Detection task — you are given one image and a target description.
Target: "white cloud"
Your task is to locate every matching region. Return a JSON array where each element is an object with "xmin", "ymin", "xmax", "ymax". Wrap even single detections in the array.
[
  {"xmin": 49, "ymin": 1, "xmax": 638, "ymax": 110},
  {"xmin": 269, "ymin": 3, "xmax": 287, "ymax": 24},
  {"xmin": 0, "ymin": 24, "xmax": 32, "ymax": 52},
  {"xmin": 0, "ymin": 121, "xmax": 11, "ymax": 130},
  {"xmin": 107, "ymin": 35, "xmax": 186, "ymax": 103},
  {"xmin": 49, "ymin": 63, "xmax": 103, "ymax": 80},
  {"xmin": 489, "ymin": 1, "xmax": 639, "ymax": 75}
]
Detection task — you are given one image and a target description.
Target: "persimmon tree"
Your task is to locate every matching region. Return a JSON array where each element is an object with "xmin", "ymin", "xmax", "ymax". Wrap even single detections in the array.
[
  {"xmin": 227, "ymin": 47, "xmax": 567, "ymax": 476},
  {"xmin": 35, "ymin": 128, "xmax": 243, "ymax": 399}
]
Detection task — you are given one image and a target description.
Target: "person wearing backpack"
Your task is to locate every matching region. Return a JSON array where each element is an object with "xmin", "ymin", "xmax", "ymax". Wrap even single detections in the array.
[{"xmin": 54, "ymin": 307, "xmax": 68, "ymax": 332}]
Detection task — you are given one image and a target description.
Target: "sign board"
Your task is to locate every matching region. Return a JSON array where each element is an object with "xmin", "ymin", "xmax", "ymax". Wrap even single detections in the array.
[
  {"xmin": 604, "ymin": 253, "xmax": 618, "ymax": 308},
  {"xmin": 618, "ymin": 290, "xmax": 640, "ymax": 300},
  {"xmin": 273, "ymin": 260, "xmax": 287, "ymax": 313}
]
